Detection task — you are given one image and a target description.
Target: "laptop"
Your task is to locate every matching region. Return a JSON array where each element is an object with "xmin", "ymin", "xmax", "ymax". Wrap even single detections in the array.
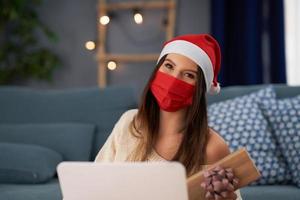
[{"xmin": 56, "ymin": 161, "xmax": 189, "ymax": 200}]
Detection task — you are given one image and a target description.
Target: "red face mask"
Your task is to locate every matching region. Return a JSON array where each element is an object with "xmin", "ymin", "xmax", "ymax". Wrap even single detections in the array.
[{"xmin": 150, "ymin": 71, "xmax": 195, "ymax": 112}]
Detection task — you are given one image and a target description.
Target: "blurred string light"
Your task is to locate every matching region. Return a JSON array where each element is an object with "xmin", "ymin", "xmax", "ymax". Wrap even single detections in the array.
[
  {"xmin": 99, "ymin": 11, "xmax": 116, "ymax": 26},
  {"xmin": 97, "ymin": 5, "xmax": 168, "ymax": 45},
  {"xmin": 85, "ymin": 41, "xmax": 96, "ymax": 50},
  {"xmin": 99, "ymin": 9, "xmax": 144, "ymax": 25},
  {"xmin": 95, "ymin": 8, "xmax": 168, "ymax": 71},
  {"xmin": 99, "ymin": 15, "xmax": 110, "ymax": 25},
  {"xmin": 107, "ymin": 60, "xmax": 117, "ymax": 70},
  {"xmin": 133, "ymin": 8, "xmax": 143, "ymax": 24}
]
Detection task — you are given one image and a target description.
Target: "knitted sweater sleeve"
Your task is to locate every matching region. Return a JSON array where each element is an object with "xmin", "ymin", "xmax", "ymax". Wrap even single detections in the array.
[
  {"xmin": 93, "ymin": 113, "xmax": 124, "ymax": 162},
  {"xmin": 93, "ymin": 109, "xmax": 138, "ymax": 162},
  {"xmin": 94, "ymin": 128, "xmax": 117, "ymax": 162}
]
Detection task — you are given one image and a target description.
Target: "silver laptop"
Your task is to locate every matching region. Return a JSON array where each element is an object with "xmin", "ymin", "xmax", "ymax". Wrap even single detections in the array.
[{"xmin": 57, "ymin": 161, "xmax": 189, "ymax": 200}]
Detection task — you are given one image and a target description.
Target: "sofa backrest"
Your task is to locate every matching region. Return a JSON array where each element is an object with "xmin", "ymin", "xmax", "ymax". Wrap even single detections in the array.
[
  {"xmin": 1, "ymin": 84, "xmax": 298, "ymax": 160},
  {"xmin": 207, "ymin": 84, "xmax": 300, "ymax": 105},
  {"xmin": 0, "ymin": 86, "xmax": 137, "ymax": 160}
]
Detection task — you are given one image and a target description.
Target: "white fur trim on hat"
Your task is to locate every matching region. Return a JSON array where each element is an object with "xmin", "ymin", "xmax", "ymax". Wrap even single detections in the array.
[{"xmin": 157, "ymin": 40, "xmax": 214, "ymax": 94}]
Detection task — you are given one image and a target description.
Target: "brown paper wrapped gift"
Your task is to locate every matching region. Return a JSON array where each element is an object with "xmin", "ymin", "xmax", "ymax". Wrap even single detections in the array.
[{"xmin": 187, "ymin": 148, "xmax": 261, "ymax": 200}]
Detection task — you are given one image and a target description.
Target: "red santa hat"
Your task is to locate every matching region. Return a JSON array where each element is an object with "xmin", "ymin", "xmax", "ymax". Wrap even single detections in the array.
[{"xmin": 157, "ymin": 34, "xmax": 221, "ymax": 95}]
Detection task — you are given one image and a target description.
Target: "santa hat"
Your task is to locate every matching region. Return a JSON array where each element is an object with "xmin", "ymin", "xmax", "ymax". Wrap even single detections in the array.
[{"xmin": 157, "ymin": 34, "xmax": 221, "ymax": 95}]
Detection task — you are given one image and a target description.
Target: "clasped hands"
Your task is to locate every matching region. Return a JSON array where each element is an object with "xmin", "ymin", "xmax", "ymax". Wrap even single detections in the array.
[{"xmin": 200, "ymin": 165, "xmax": 239, "ymax": 200}]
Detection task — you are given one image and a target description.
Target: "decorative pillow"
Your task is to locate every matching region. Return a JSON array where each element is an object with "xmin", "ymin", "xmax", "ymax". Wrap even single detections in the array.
[
  {"xmin": 208, "ymin": 86, "xmax": 292, "ymax": 185},
  {"xmin": 261, "ymin": 95, "xmax": 300, "ymax": 187},
  {"xmin": 0, "ymin": 142, "xmax": 63, "ymax": 184},
  {"xmin": 0, "ymin": 123, "xmax": 95, "ymax": 161}
]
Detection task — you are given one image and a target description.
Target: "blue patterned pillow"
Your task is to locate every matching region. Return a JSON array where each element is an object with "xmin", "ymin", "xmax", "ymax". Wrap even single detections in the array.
[
  {"xmin": 261, "ymin": 94, "xmax": 300, "ymax": 187},
  {"xmin": 208, "ymin": 86, "xmax": 291, "ymax": 185}
]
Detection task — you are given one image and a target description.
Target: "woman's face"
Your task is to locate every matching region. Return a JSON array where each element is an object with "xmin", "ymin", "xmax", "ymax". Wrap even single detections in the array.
[{"xmin": 158, "ymin": 53, "xmax": 198, "ymax": 85}]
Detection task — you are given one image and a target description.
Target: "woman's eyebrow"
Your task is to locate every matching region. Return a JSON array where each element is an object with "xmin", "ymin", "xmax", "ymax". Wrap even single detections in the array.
[
  {"xmin": 165, "ymin": 58, "xmax": 197, "ymax": 73},
  {"xmin": 165, "ymin": 58, "xmax": 177, "ymax": 66},
  {"xmin": 186, "ymin": 69, "xmax": 198, "ymax": 74}
]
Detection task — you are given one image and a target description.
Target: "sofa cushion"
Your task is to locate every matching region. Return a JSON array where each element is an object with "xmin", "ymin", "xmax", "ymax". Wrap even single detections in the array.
[
  {"xmin": 0, "ymin": 178, "xmax": 62, "ymax": 200},
  {"xmin": 0, "ymin": 86, "xmax": 137, "ymax": 160},
  {"xmin": 208, "ymin": 86, "xmax": 291, "ymax": 185},
  {"xmin": 240, "ymin": 185, "xmax": 300, "ymax": 200},
  {"xmin": 262, "ymin": 95, "xmax": 300, "ymax": 187},
  {"xmin": 0, "ymin": 123, "xmax": 95, "ymax": 161},
  {"xmin": 0, "ymin": 142, "xmax": 63, "ymax": 184}
]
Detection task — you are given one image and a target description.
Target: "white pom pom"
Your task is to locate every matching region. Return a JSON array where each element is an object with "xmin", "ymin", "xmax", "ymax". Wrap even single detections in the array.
[{"xmin": 209, "ymin": 82, "xmax": 221, "ymax": 95}]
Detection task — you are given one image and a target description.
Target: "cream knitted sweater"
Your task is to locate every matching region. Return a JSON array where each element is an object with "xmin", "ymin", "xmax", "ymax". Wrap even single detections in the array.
[{"xmin": 94, "ymin": 109, "xmax": 243, "ymax": 199}]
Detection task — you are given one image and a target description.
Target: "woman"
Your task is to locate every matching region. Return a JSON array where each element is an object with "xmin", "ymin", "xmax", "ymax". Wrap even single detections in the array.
[{"xmin": 94, "ymin": 34, "xmax": 243, "ymax": 200}]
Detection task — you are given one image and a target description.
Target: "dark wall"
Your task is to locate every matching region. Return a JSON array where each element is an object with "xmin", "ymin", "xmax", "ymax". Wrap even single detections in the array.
[{"xmin": 22, "ymin": 0, "xmax": 210, "ymax": 96}]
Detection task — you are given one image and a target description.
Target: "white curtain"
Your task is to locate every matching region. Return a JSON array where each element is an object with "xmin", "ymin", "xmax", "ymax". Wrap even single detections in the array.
[{"xmin": 284, "ymin": 0, "xmax": 300, "ymax": 86}]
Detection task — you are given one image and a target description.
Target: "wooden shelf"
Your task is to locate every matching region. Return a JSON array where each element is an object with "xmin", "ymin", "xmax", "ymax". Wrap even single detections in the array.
[
  {"xmin": 100, "ymin": 1, "xmax": 175, "ymax": 11},
  {"xmin": 98, "ymin": 53, "xmax": 160, "ymax": 62},
  {"xmin": 97, "ymin": 0, "xmax": 176, "ymax": 88}
]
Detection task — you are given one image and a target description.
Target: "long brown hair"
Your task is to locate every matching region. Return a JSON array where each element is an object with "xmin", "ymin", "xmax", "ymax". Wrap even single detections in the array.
[{"xmin": 127, "ymin": 55, "xmax": 210, "ymax": 177}]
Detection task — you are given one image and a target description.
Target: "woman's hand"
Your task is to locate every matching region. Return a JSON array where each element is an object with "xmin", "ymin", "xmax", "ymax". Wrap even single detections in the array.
[{"xmin": 200, "ymin": 165, "xmax": 239, "ymax": 200}]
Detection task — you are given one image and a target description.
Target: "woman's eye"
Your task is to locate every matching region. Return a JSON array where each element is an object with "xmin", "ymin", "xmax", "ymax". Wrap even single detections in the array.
[
  {"xmin": 184, "ymin": 73, "xmax": 196, "ymax": 79},
  {"xmin": 164, "ymin": 63, "xmax": 173, "ymax": 70}
]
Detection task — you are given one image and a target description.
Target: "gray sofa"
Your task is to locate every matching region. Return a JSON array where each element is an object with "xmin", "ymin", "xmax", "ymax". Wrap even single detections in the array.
[{"xmin": 0, "ymin": 84, "xmax": 299, "ymax": 200}]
